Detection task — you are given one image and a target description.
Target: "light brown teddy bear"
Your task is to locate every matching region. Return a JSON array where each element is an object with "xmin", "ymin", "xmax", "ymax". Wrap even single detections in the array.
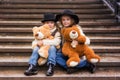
[
  {"xmin": 61, "ymin": 25, "xmax": 101, "ymax": 67},
  {"xmin": 32, "ymin": 24, "xmax": 53, "ymax": 65}
]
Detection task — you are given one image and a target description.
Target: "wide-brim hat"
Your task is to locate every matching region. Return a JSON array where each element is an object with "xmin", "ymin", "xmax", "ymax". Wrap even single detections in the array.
[
  {"xmin": 56, "ymin": 9, "xmax": 79, "ymax": 24},
  {"xmin": 42, "ymin": 13, "xmax": 56, "ymax": 23}
]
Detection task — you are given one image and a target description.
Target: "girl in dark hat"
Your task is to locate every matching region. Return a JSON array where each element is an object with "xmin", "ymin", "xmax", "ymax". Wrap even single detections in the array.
[
  {"xmin": 56, "ymin": 9, "xmax": 97, "ymax": 74},
  {"xmin": 24, "ymin": 13, "xmax": 61, "ymax": 76}
]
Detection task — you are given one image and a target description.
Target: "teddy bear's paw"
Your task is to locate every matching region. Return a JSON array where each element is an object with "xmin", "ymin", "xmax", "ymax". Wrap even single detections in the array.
[
  {"xmin": 69, "ymin": 61, "xmax": 79, "ymax": 67},
  {"xmin": 90, "ymin": 58, "xmax": 99, "ymax": 63},
  {"xmin": 39, "ymin": 52, "xmax": 45, "ymax": 58},
  {"xmin": 38, "ymin": 58, "xmax": 47, "ymax": 66},
  {"xmin": 85, "ymin": 37, "xmax": 90, "ymax": 45}
]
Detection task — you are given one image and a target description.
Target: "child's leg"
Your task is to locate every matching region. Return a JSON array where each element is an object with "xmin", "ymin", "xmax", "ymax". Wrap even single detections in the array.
[
  {"xmin": 29, "ymin": 46, "xmax": 39, "ymax": 65},
  {"xmin": 24, "ymin": 46, "xmax": 39, "ymax": 76},
  {"xmin": 76, "ymin": 60, "xmax": 89, "ymax": 68},
  {"xmin": 46, "ymin": 46, "xmax": 57, "ymax": 76},
  {"xmin": 56, "ymin": 51, "xmax": 68, "ymax": 69},
  {"xmin": 47, "ymin": 46, "xmax": 57, "ymax": 66}
]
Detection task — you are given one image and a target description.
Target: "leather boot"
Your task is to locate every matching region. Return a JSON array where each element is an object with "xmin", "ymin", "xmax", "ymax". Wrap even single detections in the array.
[
  {"xmin": 46, "ymin": 63, "xmax": 54, "ymax": 76},
  {"xmin": 87, "ymin": 62, "xmax": 96, "ymax": 73},
  {"xmin": 67, "ymin": 67, "xmax": 79, "ymax": 74},
  {"xmin": 24, "ymin": 64, "xmax": 38, "ymax": 76}
]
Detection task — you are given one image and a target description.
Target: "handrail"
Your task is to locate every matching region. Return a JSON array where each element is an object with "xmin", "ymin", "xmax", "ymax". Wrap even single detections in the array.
[{"xmin": 102, "ymin": 0, "xmax": 120, "ymax": 22}]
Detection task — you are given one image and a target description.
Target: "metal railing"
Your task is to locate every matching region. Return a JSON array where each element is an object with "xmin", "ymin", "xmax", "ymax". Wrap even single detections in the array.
[{"xmin": 102, "ymin": 0, "xmax": 120, "ymax": 22}]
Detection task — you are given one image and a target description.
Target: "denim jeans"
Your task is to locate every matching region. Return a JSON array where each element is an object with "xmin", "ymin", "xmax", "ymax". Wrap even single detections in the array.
[
  {"xmin": 47, "ymin": 46, "xmax": 57, "ymax": 66},
  {"xmin": 29, "ymin": 46, "xmax": 57, "ymax": 66},
  {"xmin": 56, "ymin": 51, "xmax": 89, "ymax": 69},
  {"xmin": 29, "ymin": 46, "xmax": 39, "ymax": 65}
]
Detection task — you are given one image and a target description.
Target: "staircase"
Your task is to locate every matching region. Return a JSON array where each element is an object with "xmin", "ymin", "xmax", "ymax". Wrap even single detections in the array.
[{"xmin": 0, "ymin": 0, "xmax": 120, "ymax": 80}]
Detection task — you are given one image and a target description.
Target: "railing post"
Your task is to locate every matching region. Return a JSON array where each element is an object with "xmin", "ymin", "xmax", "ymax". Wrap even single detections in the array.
[
  {"xmin": 115, "ymin": 0, "xmax": 120, "ymax": 22},
  {"xmin": 103, "ymin": 0, "xmax": 120, "ymax": 23},
  {"xmin": 113, "ymin": 0, "xmax": 117, "ymax": 22}
]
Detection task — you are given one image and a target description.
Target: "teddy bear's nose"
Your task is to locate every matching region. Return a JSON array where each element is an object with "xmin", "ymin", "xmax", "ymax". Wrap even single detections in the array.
[
  {"xmin": 35, "ymin": 34, "xmax": 38, "ymax": 36},
  {"xmin": 72, "ymin": 31, "xmax": 76, "ymax": 34}
]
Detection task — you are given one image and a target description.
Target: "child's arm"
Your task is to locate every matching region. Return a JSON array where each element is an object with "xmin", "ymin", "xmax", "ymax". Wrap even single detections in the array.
[{"xmin": 42, "ymin": 32, "xmax": 61, "ymax": 46}]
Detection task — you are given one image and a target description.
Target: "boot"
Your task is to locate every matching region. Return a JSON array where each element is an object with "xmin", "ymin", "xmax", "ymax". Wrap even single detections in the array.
[
  {"xmin": 24, "ymin": 64, "xmax": 38, "ymax": 76},
  {"xmin": 87, "ymin": 62, "xmax": 96, "ymax": 73},
  {"xmin": 46, "ymin": 63, "xmax": 54, "ymax": 76},
  {"xmin": 67, "ymin": 67, "xmax": 79, "ymax": 74}
]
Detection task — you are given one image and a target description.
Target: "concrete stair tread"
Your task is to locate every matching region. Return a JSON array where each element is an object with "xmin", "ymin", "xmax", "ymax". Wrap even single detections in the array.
[
  {"xmin": 0, "ymin": 55, "xmax": 119, "ymax": 67},
  {"xmin": 0, "ymin": 0, "xmax": 102, "ymax": 4},
  {"xmin": 0, "ymin": 67, "xmax": 119, "ymax": 79},
  {"xmin": 0, "ymin": 36, "xmax": 119, "ymax": 42},
  {"xmin": 0, "ymin": 55, "xmax": 119, "ymax": 63},
  {"xmin": 0, "ymin": 36, "xmax": 119, "ymax": 46},
  {"xmin": 0, "ymin": 9, "xmax": 111, "ymax": 14},
  {"xmin": 0, "ymin": 4, "xmax": 105, "ymax": 9},
  {"xmin": 0, "ymin": 45, "xmax": 119, "ymax": 53},
  {"xmin": 0, "ymin": 27, "xmax": 119, "ymax": 32},
  {"xmin": 0, "ymin": 36, "xmax": 119, "ymax": 39},
  {"xmin": 0, "ymin": 20, "xmax": 118, "ymax": 23},
  {"xmin": 0, "ymin": 36, "xmax": 119, "ymax": 38},
  {"xmin": 0, "ymin": 14, "xmax": 114, "ymax": 19},
  {"xmin": 0, "ymin": 44, "xmax": 119, "ymax": 48},
  {"xmin": 0, "ymin": 21, "xmax": 119, "ymax": 26},
  {"xmin": 0, "ymin": 27, "xmax": 120, "ymax": 37}
]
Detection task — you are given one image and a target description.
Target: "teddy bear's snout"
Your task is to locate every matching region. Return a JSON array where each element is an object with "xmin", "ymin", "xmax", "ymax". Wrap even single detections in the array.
[
  {"xmin": 70, "ymin": 30, "xmax": 78, "ymax": 39},
  {"xmin": 72, "ymin": 30, "xmax": 76, "ymax": 34},
  {"xmin": 37, "ymin": 32, "xmax": 44, "ymax": 39},
  {"xmin": 35, "ymin": 33, "xmax": 38, "ymax": 36}
]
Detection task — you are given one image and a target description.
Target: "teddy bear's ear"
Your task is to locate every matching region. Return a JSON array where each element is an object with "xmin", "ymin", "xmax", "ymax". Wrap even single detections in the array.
[
  {"xmin": 43, "ymin": 24, "xmax": 50, "ymax": 29},
  {"xmin": 32, "ymin": 26, "xmax": 38, "ymax": 31}
]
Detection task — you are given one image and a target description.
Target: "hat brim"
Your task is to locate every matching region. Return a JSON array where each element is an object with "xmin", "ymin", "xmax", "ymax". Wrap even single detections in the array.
[
  {"xmin": 41, "ymin": 19, "xmax": 57, "ymax": 23},
  {"xmin": 56, "ymin": 13, "xmax": 79, "ymax": 24}
]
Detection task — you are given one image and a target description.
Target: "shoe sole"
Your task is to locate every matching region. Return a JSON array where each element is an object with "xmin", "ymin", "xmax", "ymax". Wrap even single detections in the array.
[{"xmin": 24, "ymin": 71, "xmax": 38, "ymax": 76}]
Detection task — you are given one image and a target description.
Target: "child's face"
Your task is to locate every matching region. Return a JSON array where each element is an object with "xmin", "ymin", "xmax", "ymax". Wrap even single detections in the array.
[
  {"xmin": 44, "ymin": 21, "xmax": 55, "ymax": 30},
  {"xmin": 61, "ymin": 15, "xmax": 72, "ymax": 27}
]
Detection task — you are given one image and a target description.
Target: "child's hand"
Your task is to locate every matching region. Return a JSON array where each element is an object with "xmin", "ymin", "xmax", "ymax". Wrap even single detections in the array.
[{"xmin": 37, "ymin": 40, "xmax": 43, "ymax": 47}]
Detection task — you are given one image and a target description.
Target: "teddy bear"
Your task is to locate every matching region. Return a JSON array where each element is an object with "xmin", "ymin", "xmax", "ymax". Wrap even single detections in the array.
[
  {"xmin": 32, "ymin": 24, "xmax": 54, "ymax": 65},
  {"xmin": 61, "ymin": 25, "xmax": 101, "ymax": 67}
]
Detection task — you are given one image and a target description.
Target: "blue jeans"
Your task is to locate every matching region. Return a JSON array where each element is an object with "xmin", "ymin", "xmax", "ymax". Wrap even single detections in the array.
[
  {"xmin": 29, "ymin": 46, "xmax": 57, "ymax": 66},
  {"xmin": 47, "ymin": 46, "xmax": 57, "ymax": 66},
  {"xmin": 29, "ymin": 46, "xmax": 39, "ymax": 65},
  {"xmin": 56, "ymin": 51, "xmax": 89, "ymax": 69}
]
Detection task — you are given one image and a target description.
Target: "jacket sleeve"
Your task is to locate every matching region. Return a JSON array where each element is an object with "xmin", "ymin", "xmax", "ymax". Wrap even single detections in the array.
[
  {"xmin": 42, "ymin": 32, "xmax": 61, "ymax": 46},
  {"xmin": 77, "ymin": 26, "xmax": 90, "ymax": 45}
]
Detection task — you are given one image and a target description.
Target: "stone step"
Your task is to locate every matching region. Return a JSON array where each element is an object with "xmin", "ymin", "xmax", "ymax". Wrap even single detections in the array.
[
  {"xmin": 1, "ymin": 32, "xmax": 119, "ymax": 37},
  {"xmin": 0, "ymin": 14, "xmax": 114, "ymax": 20},
  {"xmin": 0, "ymin": 0, "xmax": 101, "ymax": 4},
  {"xmin": 2, "ymin": 18, "xmax": 110, "ymax": 22},
  {"xmin": 0, "ymin": 54, "xmax": 119, "ymax": 67},
  {"xmin": 0, "ymin": 3, "xmax": 106, "ymax": 9},
  {"xmin": 0, "ymin": 36, "xmax": 119, "ymax": 42},
  {"xmin": 0, "ymin": 36, "xmax": 119, "ymax": 46},
  {"xmin": 0, "ymin": 66, "xmax": 119, "ymax": 80},
  {"xmin": 0, "ymin": 9, "xmax": 111, "ymax": 14},
  {"xmin": 0, "ymin": 0, "xmax": 119, "ymax": 79},
  {"xmin": 0, "ymin": 27, "xmax": 119, "ymax": 37},
  {"xmin": 0, "ymin": 27, "xmax": 119, "ymax": 33},
  {"xmin": 0, "ymin": 21, "xmax": 119, "ymax": 26},
  {"xmin": 0, "ymin": 45, "xmax": 119, "ymax": 53}
]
